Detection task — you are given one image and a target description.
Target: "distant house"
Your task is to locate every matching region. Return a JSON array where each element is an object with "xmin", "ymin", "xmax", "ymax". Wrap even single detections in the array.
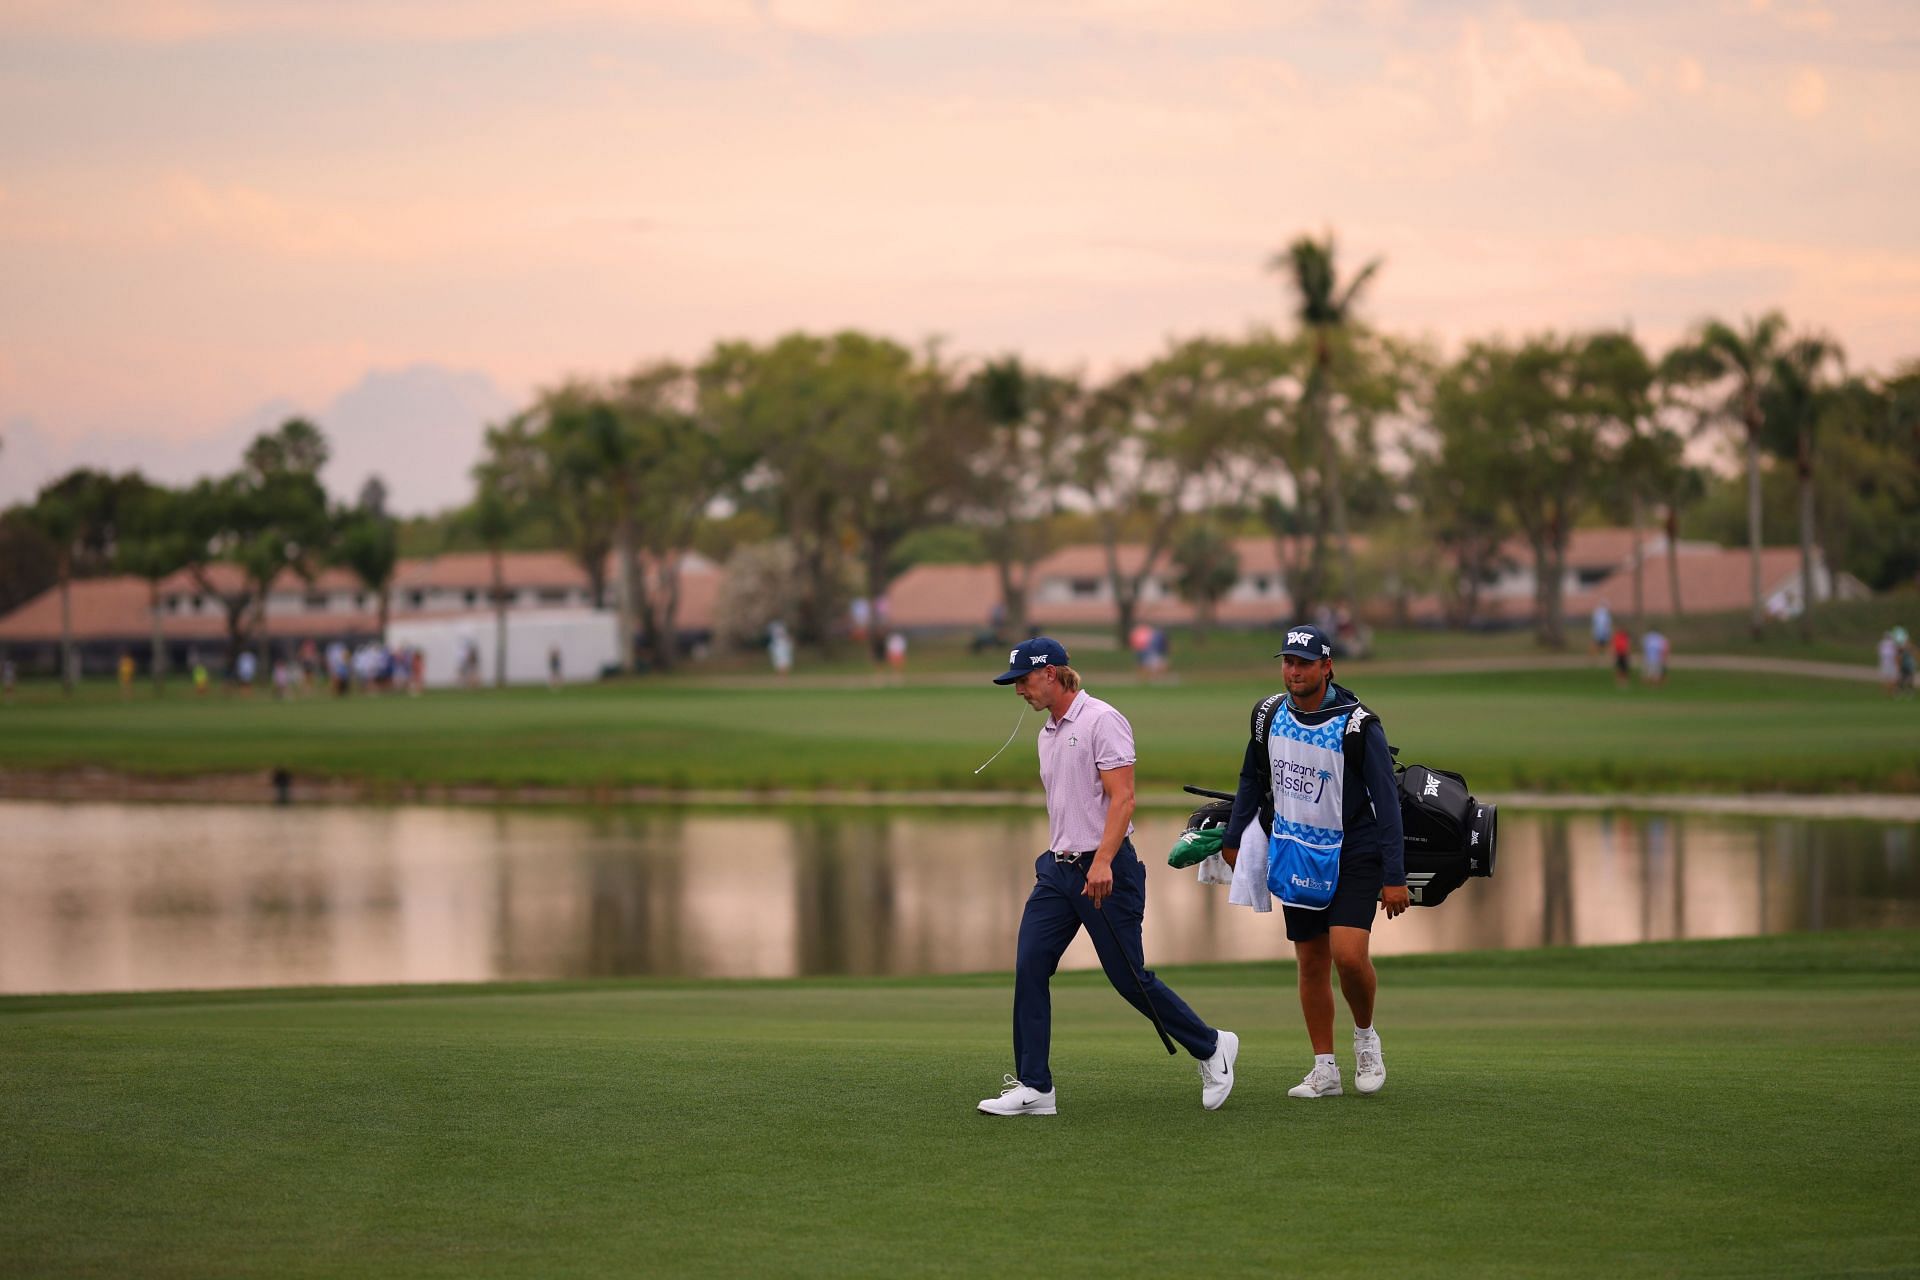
[{"xmin": 0, "ymin": 550, "xmax": 722, "ymax": 676}]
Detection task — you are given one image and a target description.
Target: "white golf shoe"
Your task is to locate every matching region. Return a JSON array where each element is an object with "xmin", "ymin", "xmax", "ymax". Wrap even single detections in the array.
[
  {"xmin": 1287, "ymin": 1061, "xmax": 1344, "ymax": 1098},
  {"xmin": 1354, "ymin": 1031, "xmax": 1386, "ymax": 1095},
  {"xmin": 1198, "ymin": 1029, "xmax": 1239, "ymax": 1111},
  {"xmin": 977, "ymin": 1074, "xmax": 1057, "ymax": 1116}
]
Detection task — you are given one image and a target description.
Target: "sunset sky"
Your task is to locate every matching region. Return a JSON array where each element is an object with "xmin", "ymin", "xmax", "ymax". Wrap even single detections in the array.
[{"xmin": 2, "ymin": 0, "xmax": 1916, "ymax": 512}]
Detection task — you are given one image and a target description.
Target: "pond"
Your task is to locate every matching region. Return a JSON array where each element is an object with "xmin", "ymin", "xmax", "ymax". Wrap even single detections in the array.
[{"xmin": 2, "ymin": 800, "xmax": 1915, "ymax": 994}]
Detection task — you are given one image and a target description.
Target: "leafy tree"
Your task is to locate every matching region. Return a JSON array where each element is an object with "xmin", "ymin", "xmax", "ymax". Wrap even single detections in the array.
[
  {"xmin": 480, "ymin": 409, "xmax": 613, "ymax": 608},
  {"xmin": 1170, "ymin": 522, "xmax": 1241, "ymax": 644},
  {"xmin": 1433, "ymin": 335, "xmax": 1615, "ymax": 648},
  {"xmin": 698, "ymin": 332, "xmax": 931, "ymax": 653},
  {"xmin": 1065, "ymin": 344, "xmax": 1239, "ymax": 649},
  {"xmin": 117, "ymin": 484, "xmax": 196, "ymax": 693},
  {"xmin": 27, "ymin": 469, "xmax": 140, "ymax": 691},
  {"xmin": 1406, "ymin": 409, "xmax": 1515, "ymax": 629},
  {"xmin": 608, "ymin": 361, "xmax": 743, "ymax": 671},
  {"xmin": 1811, "ymin": 369, "xmax": 1920, "ymax": 591},
  {"xmin": 175, "ymin": 420, "xmax": 334, "ymax": 667},
  {"xmin": 0, "ymin": 506, "xmax": 59, "ymax": 620},
  {"xmin": 334, "ymin": 501, "xmax": 400, "ymax": 641},
  {"xmin": 1661, "ymin": 313, "xmax": 1793, "ymax": 638},
  {"xmin": 955, "ymin": 356, "xmax": 1076, "ymax": 639}
]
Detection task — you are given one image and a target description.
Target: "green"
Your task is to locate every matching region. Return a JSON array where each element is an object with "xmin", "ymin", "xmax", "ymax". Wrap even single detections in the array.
[{"xmin": 5, "ymin": 931, "xmax": 1917, "ymax": 1277}]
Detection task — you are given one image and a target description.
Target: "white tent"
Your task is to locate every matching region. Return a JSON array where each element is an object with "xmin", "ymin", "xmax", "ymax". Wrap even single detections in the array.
[{"xmin": 387, "ymin": 609, "xmax": 622, "ymax": 688}]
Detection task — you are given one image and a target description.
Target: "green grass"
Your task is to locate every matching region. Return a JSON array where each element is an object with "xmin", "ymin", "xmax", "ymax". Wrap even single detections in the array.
[
  {"xmin": 4, "ymin": 931, "xmax": 1917, "ymax": 1278},
  {"xmin": 2, "ymin": 665, "xmax": 1916, "ymax": 795}
]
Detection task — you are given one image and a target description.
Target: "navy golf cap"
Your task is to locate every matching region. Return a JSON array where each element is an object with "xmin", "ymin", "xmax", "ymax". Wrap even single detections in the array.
[
  {"xmin": 992, "ymin": 636, "xmax": 1070, "ymax": 684},
  {"xmin": 1274, "ymin": 623, "xmax": 1334, "ymax": 660}
]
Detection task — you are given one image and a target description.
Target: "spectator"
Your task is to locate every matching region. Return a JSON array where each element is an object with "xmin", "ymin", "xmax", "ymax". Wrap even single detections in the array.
[
  {"xmin": 1642, "ymin": 628, "xmax": 1669, "ymax": 686},
  {"xmin": 1879, "ymin": 630, "xmax": 1899, "ymax": 698},
  {"xmin": 1611, "ymin": 625, "xmax": 1631, "ymax": 689},
  {"xmin": 1592, "ymin": 600, "xmax": 1613, "ymax": 659},
  {"xmin": 2, "ymin": 657, "xmax": 15, "ymax": 704},
  {"xmin": 234, "ymin": 649, "xmax": 257, "ymax": 695},
  {"xmin": 768, "ymin": 621, "xmax": 794, "ymax": 677},
  {"xmin": 117, "ymin": 650, "xmax": 135, "ymax": 700},
  {"xmin": 885, "ymin": 631, "xmax": 908, "ymax": 677},
  {"xmin": 548, "ymin": 644, "xmax": 563, "ymax": 691}
]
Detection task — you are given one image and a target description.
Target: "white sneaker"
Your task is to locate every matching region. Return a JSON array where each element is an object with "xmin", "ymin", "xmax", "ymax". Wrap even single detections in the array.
[
  {"xmin": 1198, "ymin": 1030, "xmax": 1239, "ymax": 1110},
  {"xmin": 1354, "ymin": 1032, "xmax": 1386, "ymax": 1095},
  {"xmin": 1287, "ymin": 1061, "xmax": 1343, "ymax": 1098},
  {"xmin": 977, "ymin": 1074, "xmax": 1057, "ymax": 1116}
]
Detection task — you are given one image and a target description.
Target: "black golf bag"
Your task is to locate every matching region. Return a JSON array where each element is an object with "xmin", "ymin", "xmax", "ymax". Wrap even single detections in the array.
[
  {"xmin": 1394, "ymin": 763, "xmax": 1497, "ymax": 906},
  {"xmin": 1180, "ymin": 763, "xmax": 1497, "ymax": 908}
]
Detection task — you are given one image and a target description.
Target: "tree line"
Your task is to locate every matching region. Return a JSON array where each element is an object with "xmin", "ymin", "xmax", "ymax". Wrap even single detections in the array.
[{"xmin": 5, "ymin": 233, "xmax": 1918, "ymax": 689}]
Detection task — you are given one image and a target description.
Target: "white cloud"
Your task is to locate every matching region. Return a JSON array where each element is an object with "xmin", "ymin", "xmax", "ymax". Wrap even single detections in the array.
[{"xmin": 1457, "ymin": 14, "xmax": 1637, "ymax": 126}]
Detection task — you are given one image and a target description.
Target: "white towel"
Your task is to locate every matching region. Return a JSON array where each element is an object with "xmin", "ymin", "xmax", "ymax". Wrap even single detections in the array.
[
  {"xmin": 1195, "ymin": 853, "xmax": 1233, "ymax": 885},
  {"xmin": 1227, "ymin": 820, "xmax": 1273, "ymax": 913}
]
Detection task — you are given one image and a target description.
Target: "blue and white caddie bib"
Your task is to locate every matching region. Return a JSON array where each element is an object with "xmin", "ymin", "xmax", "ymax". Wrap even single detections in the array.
[{"xmin": 1265, "ymin": 700, "xmax": 1350, "ymax": 910}]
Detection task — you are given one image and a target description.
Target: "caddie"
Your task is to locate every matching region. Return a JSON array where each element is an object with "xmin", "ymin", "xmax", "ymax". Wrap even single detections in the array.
[
  {"xmin": 1220, "ymin": 623, "xmax": 1407, "ymax": 1099},
  {"xmin": 977, "ymin": 637, "xmax": 1239, "ymax": 1117}
]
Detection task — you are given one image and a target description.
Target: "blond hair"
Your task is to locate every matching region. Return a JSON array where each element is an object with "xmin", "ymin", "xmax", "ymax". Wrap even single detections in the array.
[{"xmin": 1054, "ymin": 664, "xmax": 1082, "ymax": 694}]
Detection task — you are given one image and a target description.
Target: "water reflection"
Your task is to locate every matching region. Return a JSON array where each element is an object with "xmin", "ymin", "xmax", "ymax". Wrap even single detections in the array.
[{"xmin": 1, "ymin": 801, "xmax": 1915, "ymax": 994}]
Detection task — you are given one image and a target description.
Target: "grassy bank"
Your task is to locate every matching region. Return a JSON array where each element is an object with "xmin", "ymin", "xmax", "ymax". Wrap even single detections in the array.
[
  {"xmin": 4, "ymin": 931, "xmax": 1917, "ymax": 1278},
  {"xmin": 1, "ymin": 665, "xmax": 1915, "ymax": 795}
]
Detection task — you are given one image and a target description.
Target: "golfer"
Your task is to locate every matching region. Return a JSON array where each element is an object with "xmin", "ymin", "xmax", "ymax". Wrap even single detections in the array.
[
  {"xmin": 978, "ymin": 637, "xmax": 1239, "ymax": 1116},
  {"xmin": 1220, "ymin": 623, "xmax": 1406, "ymax": 1099}
]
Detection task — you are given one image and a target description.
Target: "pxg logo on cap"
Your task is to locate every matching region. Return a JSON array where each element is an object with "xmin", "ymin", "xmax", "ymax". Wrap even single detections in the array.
[
  {"xmin": 992, "ymin": 636, "xmax": 1070, "ymax": 684},
  {"xmin": 1275, "ymin": 624, "xmax": 1333, "ymax": 660}
]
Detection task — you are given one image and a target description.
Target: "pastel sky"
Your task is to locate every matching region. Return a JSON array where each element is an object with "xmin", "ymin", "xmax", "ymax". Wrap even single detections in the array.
[{"xmin": 2, "ymin": 0, "xmax": 1917, "ymax": 511}]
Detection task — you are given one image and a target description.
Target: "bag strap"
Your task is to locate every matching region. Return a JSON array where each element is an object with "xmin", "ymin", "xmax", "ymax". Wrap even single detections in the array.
[{"xmin": 1250, "ymin": 692, "xmax": 1286, "ymax": 743}]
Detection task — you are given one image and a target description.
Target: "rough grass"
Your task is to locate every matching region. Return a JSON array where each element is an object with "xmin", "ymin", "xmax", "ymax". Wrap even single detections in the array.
[
  {"xmin": 4, "ymin": 931, "xmax": 1917, "ymax": 1278},
  {"xmin": 1, "ymin": 665, "xmax": 1915, "ymax": 795}
]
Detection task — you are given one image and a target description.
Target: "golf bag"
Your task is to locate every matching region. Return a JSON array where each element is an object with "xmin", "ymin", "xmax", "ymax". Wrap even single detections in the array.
[
  {"xmin": 1395, "ymin": 764, "xmax": 1497, "ymax": 906},
  {"xmin": 1177, "ymin": 762, "xmax": 1497, "ymax": 907}
]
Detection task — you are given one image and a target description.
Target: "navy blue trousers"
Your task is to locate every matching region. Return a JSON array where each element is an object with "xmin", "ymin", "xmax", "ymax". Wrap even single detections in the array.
[{"xmin": 1013, "ymin": 840, "xmax": 1218, "ymax": 1091}]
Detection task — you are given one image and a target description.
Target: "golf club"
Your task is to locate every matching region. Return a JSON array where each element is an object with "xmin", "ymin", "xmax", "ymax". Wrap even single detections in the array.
[{"xmin": 1093, "ymin": 900, "xmax": 1177, "ymax": 1055}]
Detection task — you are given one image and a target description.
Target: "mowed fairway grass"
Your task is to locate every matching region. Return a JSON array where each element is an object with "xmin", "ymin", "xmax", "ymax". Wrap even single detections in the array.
[
  {"xmin": 2, "ymin": 932, "xmax": 1916, "ymax": 1278},
  {"xmin": 2, "ymin": 666, "xmax": 1916, "ymax": 794}
]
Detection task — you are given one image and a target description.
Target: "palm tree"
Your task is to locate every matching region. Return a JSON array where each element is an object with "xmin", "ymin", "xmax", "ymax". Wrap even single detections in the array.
[
  {"xmin": 1662, "ymin": 312, "xmax": 1791, "ymax": 639},
  {"xmin": 1269, "ymin": 233, "xmax": 1381, "ymax": 612},
  {"xmin": 1760, "ymin": 334, "xmax": 1846, "ymax": 639}
]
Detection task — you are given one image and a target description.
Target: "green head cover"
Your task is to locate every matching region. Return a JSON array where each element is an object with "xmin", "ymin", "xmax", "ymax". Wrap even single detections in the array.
[{"xmin": 1167, "ymin": 825, "xmax": 1223, "ymax": 869}]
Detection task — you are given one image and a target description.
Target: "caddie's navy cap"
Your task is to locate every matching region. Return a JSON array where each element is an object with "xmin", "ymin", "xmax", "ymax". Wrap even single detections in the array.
[
  {"xmin": 1274, "ymin": 623, "xmax": 1334, "ymax": 660},
  {"xmin": 992, "ymin": 636, "xmax": 1070, "ymax": 684}
]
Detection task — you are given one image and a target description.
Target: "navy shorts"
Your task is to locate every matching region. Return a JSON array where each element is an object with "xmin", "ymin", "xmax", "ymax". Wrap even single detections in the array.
[{"xmin": 1283, "ymin": 858, "xmax": 1386, "ymax": 942}]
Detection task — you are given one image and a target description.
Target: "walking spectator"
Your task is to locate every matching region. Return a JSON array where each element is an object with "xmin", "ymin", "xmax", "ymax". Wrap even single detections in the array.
[
  {"xmin": 1642, "ymin": 629, "xmax": 1669, "ymax": 686},
  {"xmin": 768, "ymin": 621, "xmax": 794, "ymax": 677},
  {"xmin": 1611, "ymin": 625, "xmax": 1631, "ymax": 689}
]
